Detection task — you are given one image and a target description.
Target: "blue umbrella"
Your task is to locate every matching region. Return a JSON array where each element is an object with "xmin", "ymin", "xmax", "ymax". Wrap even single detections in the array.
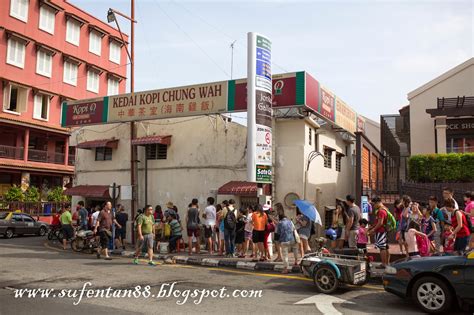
[{"xmin": 294, "ymin": 199, "xmax": 322, "ymax": 225}]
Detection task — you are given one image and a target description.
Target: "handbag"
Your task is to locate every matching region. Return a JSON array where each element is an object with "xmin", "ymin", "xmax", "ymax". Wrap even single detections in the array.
[
  {"xmin": 291, "ymin": 221, "xmax": 301, "ymax": 244},
  {"xmin": 164, "ymin": 223, "xmax": 171, "ymax": 237}
]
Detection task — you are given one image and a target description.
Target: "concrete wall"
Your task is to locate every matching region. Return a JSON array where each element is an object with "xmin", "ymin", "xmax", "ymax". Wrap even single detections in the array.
[
  {"xmin": 71, "ymin": 116, "xmax": 247, "ymax": 234},
  {"xmin": 363, "ymin": 117, "xmax": 381, "ymax": 150},
  {"xmin": 408, "ymin": 59, "xmax": 474, "ymax": 155},
  {"xmin": 273, "ymin": 118, "xmax": 355, "ymax": 228}
]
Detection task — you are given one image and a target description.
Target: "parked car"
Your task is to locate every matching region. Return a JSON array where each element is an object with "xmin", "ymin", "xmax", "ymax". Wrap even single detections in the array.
[
  {"xmin": 383, "ymin": 252, "xmax": 474, "ymax": 314},
  {"xmin": 0, "ymin": 211, "xmax": 49, "ymax": 239}
]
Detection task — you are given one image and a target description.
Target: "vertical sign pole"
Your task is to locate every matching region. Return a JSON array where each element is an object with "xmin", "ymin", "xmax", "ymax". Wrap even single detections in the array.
[
  {"xmin": 247, "ymin": 32, "xmax": 272, "ymax": 186},
  {"xmin": 247, "ymin": 32, "xmax": 257, "ymax": 182}
]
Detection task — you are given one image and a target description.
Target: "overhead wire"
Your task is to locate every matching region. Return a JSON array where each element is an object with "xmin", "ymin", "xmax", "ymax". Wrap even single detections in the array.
[{"xmin": 151, "ymin": 0, "xmax": 230, "ymax": 78}]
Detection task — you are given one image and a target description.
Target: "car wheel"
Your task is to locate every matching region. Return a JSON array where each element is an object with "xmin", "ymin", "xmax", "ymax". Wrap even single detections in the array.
[
  {"xmin": 412, "ymin": 276, "xmax": 453, "ymax": 314},
  {"xmin": 38, "ymin": 226, "xmax": 47, "ymax": 236},
  {"xmin": 313, "ymin": 265, "xmax": 339, "ymax": 294},
  {"xmin": 5, "ymin": 228, "xmax": 14, "ymax": 239}
]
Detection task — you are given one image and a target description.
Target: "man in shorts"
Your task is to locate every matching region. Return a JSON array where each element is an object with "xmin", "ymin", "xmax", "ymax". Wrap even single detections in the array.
[
  {"xmin": 344, "ymin": 195, "xmax": 361, "ymax": 248},
  {"xmin": 60, "ymin": 205, "xmax": 74, "ymax": 250},
  {"xmin": 186, "ymin": 199, "xmax": 201, "ymax": 255},
  {"xmin": 368, "ymin": 197, "xmax": 390, "ymax": 267},
  {"xmin": 94, "ymin": 201, "xmax": 121, "ymax": 260},
  {"xmin": 114, "ymin": 204, "xmax": 128, "ymax": 250},
  {"xmin": 133, "ymin": 205, "xmax": 156, "ymax": 266},
  {"xmin": 203, "ymin": 197, "xmax": 216, "ymax": 254}
]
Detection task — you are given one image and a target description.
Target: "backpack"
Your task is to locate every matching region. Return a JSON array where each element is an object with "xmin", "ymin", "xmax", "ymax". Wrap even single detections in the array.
[
  {"xmin": 455, "ymin": 210, "xmax": 474, "ymax": 233},
  {"xmin": 378, "ymin": 207, "xmax": 396, "ymax": 232},
  {"xmin": 224, "ymin": 209, "xmax": 236, "ymax": 230}
]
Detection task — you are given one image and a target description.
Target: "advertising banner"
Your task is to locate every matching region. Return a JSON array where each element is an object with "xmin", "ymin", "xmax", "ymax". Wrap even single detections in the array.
[
  {"xmin": 247, "ymin": 32, "xmax": 272, "ymax": 184},
  {"xmin": 319, "ymin": 86, "xmax": 335, "ymax": 121},
  {"xmin": 335, "ymin": 97, "xmax": 357, "ymax": 134}
]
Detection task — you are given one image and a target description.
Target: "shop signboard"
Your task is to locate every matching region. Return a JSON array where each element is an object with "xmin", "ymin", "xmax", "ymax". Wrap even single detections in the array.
[
  {"xmin": 335, "ymin": 97, "xmax": 357, "ymax": 134},
  {"xmin": 319, "ymin": 86, "xmax": 335, "ymax": 121}
]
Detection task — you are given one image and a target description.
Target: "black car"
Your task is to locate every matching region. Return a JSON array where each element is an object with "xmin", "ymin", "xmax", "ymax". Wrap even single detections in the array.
[{"xmin": 383, "ymin": 252, "xmax": 474, "ymax": 314}]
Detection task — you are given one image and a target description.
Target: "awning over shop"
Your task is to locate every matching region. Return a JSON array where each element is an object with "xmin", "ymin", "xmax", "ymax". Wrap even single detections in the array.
[
  {"xmin": 131, "ymin": 135, "xmax": 172, "ymax": 146},
  {"xmin": 64, "ymin": 185, "xmax": 110, "ymax": 198},
  {"xmin": 218, "ymin": 181, "xmax": 258, "ymax": 196},
  {"xmin": 77, "ymin": 138, "xmax": 119, "ymax": 149}
]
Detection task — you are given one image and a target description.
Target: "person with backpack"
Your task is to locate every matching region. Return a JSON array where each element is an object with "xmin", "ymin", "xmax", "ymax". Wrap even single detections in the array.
[
  {"xmin": 220, "ymin": 199, "xmax": 238, "ymax": 257},
  {"xmin": 446, "ymin": 199, "xmax": 471, "ymax": 255},
  {"xmin": 186, "ymin": 199, "xmax": 201, "ymax": 255},
  {"xmin": 368, "ymin": 197, "xmax": 390, "ymax": 268},
  {"xmin": 251, "ymin": 204, "xmax": 268, "ymax": 261}
]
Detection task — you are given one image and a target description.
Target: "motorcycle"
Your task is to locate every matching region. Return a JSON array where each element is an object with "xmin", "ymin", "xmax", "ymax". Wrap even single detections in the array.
[
  {"xmin": 71, "ymin": 229, "xmax": 99, "ymax": 253},
  {"xmin": 47, "ymin": 224, "xmax": 63, "ymax": 242}
]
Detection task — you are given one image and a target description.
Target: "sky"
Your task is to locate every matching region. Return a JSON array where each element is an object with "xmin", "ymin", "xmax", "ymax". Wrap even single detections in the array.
[{"xmin": 74, "ymin": 0, "xmax": 473, "ymax": 122}]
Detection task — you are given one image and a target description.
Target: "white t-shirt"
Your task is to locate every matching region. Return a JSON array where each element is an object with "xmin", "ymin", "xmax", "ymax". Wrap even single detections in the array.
[
  {"xmin": 204, "ymin": 205, "xmax": 216, "ymax": 226},
  {"xmin": 92, "ymin": 211, "xmax": 100, "ymax": 227},
  {"xmin": 244, "ymin": 213, "xmax": 253, "ymax": 232}
]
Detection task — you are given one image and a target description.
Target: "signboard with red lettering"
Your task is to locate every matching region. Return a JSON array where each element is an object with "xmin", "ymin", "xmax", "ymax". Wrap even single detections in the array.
[
  {"xmin": 335, "ymin": 97, "xmax": 357, "ymax": 134},
  {"xmin": 61, "ymin": 98, "xmax": 107, "ymax": 127}
]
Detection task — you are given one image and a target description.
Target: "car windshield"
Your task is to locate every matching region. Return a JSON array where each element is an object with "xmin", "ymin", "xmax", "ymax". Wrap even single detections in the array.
[{"xmin": 0, "ymin": 212, "xmax": 8, "ymax": 220}]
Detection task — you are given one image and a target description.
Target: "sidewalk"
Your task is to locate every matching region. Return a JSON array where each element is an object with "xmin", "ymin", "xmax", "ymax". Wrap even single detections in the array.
[{"xmin": 112, "ymin": 249, "xmax": 386, "ymax": 282}]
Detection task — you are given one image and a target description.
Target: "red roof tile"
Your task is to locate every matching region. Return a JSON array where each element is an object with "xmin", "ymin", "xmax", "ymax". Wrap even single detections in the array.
[
  {"xmin": 131, "ymin": 135, "xmax": 171, "ymax": 146},
  {"xmin": 218, "ymin": 181, "xmax": 258, "ymax": 196},
  {"xmin": 77, "ymin": 139, "xmax": 119, "ymax": 149}
]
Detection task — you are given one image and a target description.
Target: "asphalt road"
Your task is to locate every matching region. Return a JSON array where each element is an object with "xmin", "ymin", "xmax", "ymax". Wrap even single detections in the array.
[{"xmin": 0, "ymin": 236, "xmax": 464, "ymax": 315}]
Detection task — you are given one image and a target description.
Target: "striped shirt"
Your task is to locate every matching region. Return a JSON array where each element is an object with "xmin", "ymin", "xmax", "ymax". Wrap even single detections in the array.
[{"xmin": 169, "ymin": 219, "xmax": 182, "ymax": 236}]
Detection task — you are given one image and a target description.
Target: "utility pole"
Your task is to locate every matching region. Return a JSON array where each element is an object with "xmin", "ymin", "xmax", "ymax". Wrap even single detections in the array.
[{"xmin": 130, "ymin": 0, "xmax": 137, "ymax": 242}]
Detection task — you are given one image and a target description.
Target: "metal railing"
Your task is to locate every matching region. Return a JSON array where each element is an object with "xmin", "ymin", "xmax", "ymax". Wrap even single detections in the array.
[
  {"xmin": 28, "ymin": 149, "xmax": 48, "ymax": 163},
  {"xmin": 0, "ymin": 145, "xmax": 24, "ymax": 160},
  {"xmin": 447, "ymin": 146, "xmax": 474, "ymax": 153},
  {"xmin": 0, "ymin": 201, "xmax": 70, "ymax": 216}
]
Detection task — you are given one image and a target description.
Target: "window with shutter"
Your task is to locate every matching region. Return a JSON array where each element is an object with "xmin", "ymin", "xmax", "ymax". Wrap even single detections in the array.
[
  {"xmin": 66, "ymin": 19, "xmax": 80, "ymax": 46},
  {"xmin": 63, "ymin": 61, "xmax": 78, "ymax": 86},
  {"xmin": 36, "ymin": 50, "xmax": 53, "ymax": 77},
  {"xmin": 109, "ymin": 41, "xmax": 121, "ymax": 64},
  {"xmin": 3, "ymin": 84, "xmax": 28, "ymax": 114},
  {"xmin": 39, "ymin": 5, "xmax": 55, "ymax": 34},
  {"xmin": 89, "ymin": 31, "xmax": 101, "ymax": 56},
  {"xmin": 87, "ymin": 70, "xmax": 99, "ymax": 93},
  {"xmin": 33, "ymin": 94, "xmax": 49, "ymax": 121},
  {"xmin": 107, "ymin": 78, "xmax": 119, "ymax": 96},
  {"xmin": 10, "ymin": 0, "xmax": 29, "ymax": 22},
  {"xmin": 6, "ymin": 38, "xmax": 26, "ymax": 68}
]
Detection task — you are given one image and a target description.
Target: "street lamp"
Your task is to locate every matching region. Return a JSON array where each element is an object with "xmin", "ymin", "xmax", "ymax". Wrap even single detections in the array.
[
  {"xmin": 107, "ymin": 2, "xmax": 138, "ymax": 242},
  {"xmin": 303, "ymin": 151, "xmax": 327, "ymax": 200}
]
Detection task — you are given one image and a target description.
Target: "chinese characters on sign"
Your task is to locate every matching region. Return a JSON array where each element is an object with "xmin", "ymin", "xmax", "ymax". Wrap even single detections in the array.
[
  {"xmin": 335, "ymin": 97, "xmax": 357, "ymax": 135},
  {"xmin": 107, "ymin": 82, "xmax": 227, "ymax": 123},
  {"xmin": 320, "ymin": 86, "xmax": 335, "ymax": 121}
]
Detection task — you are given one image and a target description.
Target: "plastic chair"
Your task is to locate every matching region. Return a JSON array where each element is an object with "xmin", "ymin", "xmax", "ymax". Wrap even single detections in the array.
[{"xmin": 177, "ymin": 238, "xmax": 185, "ymax": 252}]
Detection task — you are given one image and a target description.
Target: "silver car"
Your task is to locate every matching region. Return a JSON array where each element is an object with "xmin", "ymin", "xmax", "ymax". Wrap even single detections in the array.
[{"xmin": 0, "ymin": 212, "xmax": 49, "ymax": 239}]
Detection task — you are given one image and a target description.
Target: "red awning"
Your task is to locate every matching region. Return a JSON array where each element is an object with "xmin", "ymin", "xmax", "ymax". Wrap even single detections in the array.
[
  {"xmin": 77, "ymin": 139, "xmax": 119, "ymax": 149},
  {"xmin": 64, "ymin": 185, "xmax": 110, "ymax": 198},
  {"xmin": 131, "ymin": 135, "xmax": 172, "ymax": 146},
  {"xmin": 218, "ymin": 181, "xmax": 258, "ymax": 196}
]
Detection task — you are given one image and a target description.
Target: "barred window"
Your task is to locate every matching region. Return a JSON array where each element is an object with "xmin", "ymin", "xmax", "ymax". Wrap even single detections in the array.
[
  {"xmin": 95, "ymin": 147, "xmax": 112, "ymax": 161},
  {"xmin": 336, "ymin": 153, "xmax": 343, "ymax": 172},
  {"xmin": 146, "ymin": 144, "xmax": 168, "ymax": 160},
  {"xmin": 324, "ymin": 147, "xmax": 333, "ymax": 169}
]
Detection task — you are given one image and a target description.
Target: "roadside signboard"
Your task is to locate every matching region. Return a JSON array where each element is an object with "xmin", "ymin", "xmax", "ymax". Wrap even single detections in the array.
[{"xmin": 247, "ymin": 32, "xmax": 272, "ymax": 184}]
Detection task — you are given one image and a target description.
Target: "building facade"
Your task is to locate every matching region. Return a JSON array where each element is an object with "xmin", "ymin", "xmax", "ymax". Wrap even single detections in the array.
[
  {"xmin": 408, "ymin": 58, "xmax": 474, "ymax": 155},
  {"xmin": 0, "ymin": 0, "xmax": 128, "ymax": 198},
  {"xmin": 67, "ymin": 71, "xmax": 376, "ymax": 237}
]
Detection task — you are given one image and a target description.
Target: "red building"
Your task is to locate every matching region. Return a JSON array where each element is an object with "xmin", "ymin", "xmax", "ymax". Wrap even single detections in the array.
[{"xmin": 0, "ymin": 0, "xmax": 128, "ymax": 197}]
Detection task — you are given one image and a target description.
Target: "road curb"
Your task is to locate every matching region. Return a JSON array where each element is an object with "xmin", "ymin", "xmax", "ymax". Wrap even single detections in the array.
[{"xmin": 114, "ymin": 250, "xmax": 383, "ymax": 283}]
